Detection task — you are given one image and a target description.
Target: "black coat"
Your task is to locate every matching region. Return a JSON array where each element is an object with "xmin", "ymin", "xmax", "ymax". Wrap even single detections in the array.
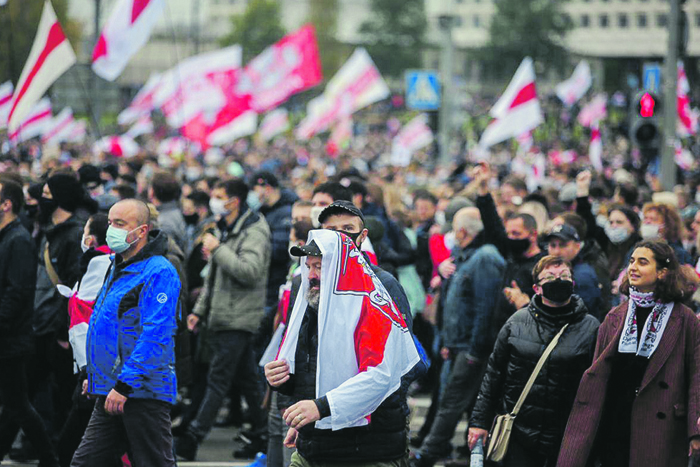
[
  {"xmin": 0, "ymin": 219, "xmax": 37, "ymax": 359},
  {"xmin": 470, "ymin": 295, "xmax": 599, "ymax": 457}
]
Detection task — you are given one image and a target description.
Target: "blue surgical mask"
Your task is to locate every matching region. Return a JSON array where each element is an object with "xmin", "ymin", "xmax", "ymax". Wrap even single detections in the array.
[
  {"xmin": 247, "ymin": 191, "xmax": 261, "ymax": 211},
  {"xmin": 604, "ymin": 224, "xmax": 632, "ymax": 244},
  {"xmin": 106, "ymin": 225, "xmax": 141, "ymax": 254}
]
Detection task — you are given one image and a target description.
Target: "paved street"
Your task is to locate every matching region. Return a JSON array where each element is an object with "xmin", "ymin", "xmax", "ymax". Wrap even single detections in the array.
[{"xmin": 1, "ymin": 394, "xmax": 468, "ymax": 467}]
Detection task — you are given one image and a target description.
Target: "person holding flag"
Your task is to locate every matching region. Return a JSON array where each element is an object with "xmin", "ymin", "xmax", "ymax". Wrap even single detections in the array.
[{"xmin": 265, "ymin": 229, "xmax": 420, "ymax": 466}]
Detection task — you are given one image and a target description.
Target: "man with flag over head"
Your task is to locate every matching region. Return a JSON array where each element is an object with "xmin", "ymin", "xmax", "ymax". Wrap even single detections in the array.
[{"xmin": 265, "ymin": 229, "xmax": 420, "ymax": 466}]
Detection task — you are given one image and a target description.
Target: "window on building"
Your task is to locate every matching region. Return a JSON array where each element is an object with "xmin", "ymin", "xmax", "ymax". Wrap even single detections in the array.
[
  {"xmin": 474, "ymin": 15, "xmax": 481, "ymax": 28},
  {"xmin": 618, "ymin": 13, "xmax": 628, "ymax": 27},
  {"xmin": 637, "ymin": 13, "xmax": 648, "ymax": 27},
  {"xmin": 581, "ymin": 14, "xmax": 590, "ymax": 28},
  {"xmin": 657, "ymin": 14, "xmax": 668, "ymax": 27},
  {"xmin": 454, "ymin": 16, "xmax": 463, "ymax": 27},
  {"xmin": 696, "ymin": 12, "xmax": 700, "ymax": 28},
  {"xmin": 599, "ymin": 14, "xmax": 609, "ymax": 28}
]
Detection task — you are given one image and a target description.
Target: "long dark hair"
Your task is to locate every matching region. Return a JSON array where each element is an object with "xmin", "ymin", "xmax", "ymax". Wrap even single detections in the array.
[{"xmin": 619, "ymin": 240, "xmax": 699, "ymax": 302}]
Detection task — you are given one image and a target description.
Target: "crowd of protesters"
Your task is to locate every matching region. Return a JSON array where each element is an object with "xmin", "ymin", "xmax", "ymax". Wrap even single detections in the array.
[{"xmin": 2, "ymin": 107, "xmax": 700, "ymax": 467}]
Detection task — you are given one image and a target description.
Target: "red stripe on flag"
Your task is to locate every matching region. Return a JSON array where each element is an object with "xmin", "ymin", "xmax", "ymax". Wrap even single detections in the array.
[
  {"xmin": 8, "ymin": 22, "xmax": 66, "ymax": 123},
  {"xmin": 132, "ymin": 0, "xmax": 150, "ymax": 24},
  {"xmin": 92, "ymin": 34, "xmax": 107, "ymax": 62},
  {"xmin": 509, "ymin": 82, "xmax": 537, "ymax": 110},
  {"xmin": 0, "ymin": 94, "xmax": 11, "ymax": 106}
]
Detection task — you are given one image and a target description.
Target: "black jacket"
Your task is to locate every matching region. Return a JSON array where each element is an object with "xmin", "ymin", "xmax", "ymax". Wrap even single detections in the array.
[
  {"xmin": 277, "ymin": 303, "xmax": 408, "ymax": 462},
  {"xmin": 33, "ymin": 217, "xmax": 83, "ymax": 338},
  {"xmin": 470, "ymin": 295, "xmax": 599, "ymax": 457},
  {"xmin": 0, "ymin": 219, "xmax": 37, "ymax": 359}
]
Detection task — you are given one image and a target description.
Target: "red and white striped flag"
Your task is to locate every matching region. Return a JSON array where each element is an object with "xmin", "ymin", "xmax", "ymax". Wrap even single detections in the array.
[
  {"xmin": 258, "ymin": 108, "xmax": 290, "ymax": 142},
  {"xmin": 677, "ymin": 61, "xmax": 698, "ymax": 137},
  {"xmin": 555, "ymin": 60, "xmax": 592, "ymax": 107},
  {"xmin": 0, "ymin": 81, "xmax": 14, "ymax": 129},
  {"xmin": 66, "ymin": 120, "xmax": 87, "ymax": 143},
  {"xmin": 94, "ymin": 135, "xmax": 139, "ymax": 158},
  {"xmin": 10, "ymin": 98, "xmax": 52, "ymax": 142},
  {"xmin": 92, "ymin": 0, "xmax": 165, "ymax": 81},
  {"xmin": 578, "ymin": 94, "xmax": 607, "ymax": 128},
  {"xmin": 7, "ymin": 1, "xmax": 75, "ymax": 135},
  {"xmin": 207, "ymin": 110, "xmax": 257, "ymax": 147},
  {"xmin": 391, "ymin": 114, "xmax": 434, "ymax": 167},
  {"xmin": 479, "ymin": 57, "xmax": 543, "ymax": 149},
  {"xmin": 117, "ymin": 72, "xmax": 161, "ymax": 125},
  {"xmin": 42, "ymin": 107, "xmax": 74, "ymax": 145},
  {"xmin": 589, "ymin": 122, "xmax": 603, "ymax": 171},
  {"xmin": 326, "ymin": 116, "xmax": 353, "ymax": 156},
  {"xmin": 125, "ymin": 114, "xmax": 153, "ymax": 138}
]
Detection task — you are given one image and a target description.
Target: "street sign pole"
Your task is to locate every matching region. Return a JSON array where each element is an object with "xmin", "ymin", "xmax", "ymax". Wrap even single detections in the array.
[
  {"xmin": 438, "ymin": 14, "xmax": 455, "ymax": 166},
  {"xmin": 661, "ymin": 0, "xmax": 679, "ymax": 190}
]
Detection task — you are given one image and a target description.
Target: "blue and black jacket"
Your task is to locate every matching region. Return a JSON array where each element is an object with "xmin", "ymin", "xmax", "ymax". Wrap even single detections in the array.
[{"xmin": 86, "ymin": 230, "xmax": 180, "ymax": 404}]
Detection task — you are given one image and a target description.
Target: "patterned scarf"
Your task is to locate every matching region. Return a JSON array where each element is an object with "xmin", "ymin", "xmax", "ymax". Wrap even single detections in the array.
[{"xmin": 618, "ymin": 288, "xmax": 674, "ymax": 358}]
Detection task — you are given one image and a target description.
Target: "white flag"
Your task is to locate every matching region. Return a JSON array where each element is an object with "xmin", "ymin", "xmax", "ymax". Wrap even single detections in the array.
[
  {"xmin": 391, "ymin": 114, "xmax": 434, "ymax": 167},
  {"xmin": 555, "ymin": 60, "xmax": 592, "ymax": 107}
]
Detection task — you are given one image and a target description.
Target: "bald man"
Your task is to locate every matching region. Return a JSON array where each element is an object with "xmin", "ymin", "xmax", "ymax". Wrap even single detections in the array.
[
  {"xmin": 411, "ymin": 208, "xmax": 506, "ymax": 467},
  {"xmin": 71, "ymin": 199, "xmax": 181, "ymax": 467}
]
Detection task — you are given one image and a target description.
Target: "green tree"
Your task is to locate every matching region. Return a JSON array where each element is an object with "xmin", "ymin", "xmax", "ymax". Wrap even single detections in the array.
[
  {"xmin": 219, "ymin": 0, "xmax": 286, "ymax": 63},
  {"xmin": 359, "ymin": 0, "xmax": 427, "ymax": 78},
  {"xmin": 475, "ymin": 0, "xmax": 572, "ymax": 80},
  {"xmin": 0, "ymin": 0, "xmax": 81, "ymax": 85},
  {"xmin": 307, "ymin": 0, "xmax": 345, "ymax": 80}
]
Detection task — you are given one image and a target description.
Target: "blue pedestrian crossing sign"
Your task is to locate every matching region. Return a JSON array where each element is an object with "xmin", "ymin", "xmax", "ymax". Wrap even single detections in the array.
[
  {"xmin": 405, "ymin": 70, "xmax": 441, "ymax": 111},
  {"xmin": 643, "ymin": 63, "xmax": 661, "ymax": 93}
]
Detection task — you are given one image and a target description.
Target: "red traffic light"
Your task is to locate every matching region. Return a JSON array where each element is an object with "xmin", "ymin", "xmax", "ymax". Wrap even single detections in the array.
[{"xmin": 639, "ymin": 92, "xmax": 656, "ymax": 117}]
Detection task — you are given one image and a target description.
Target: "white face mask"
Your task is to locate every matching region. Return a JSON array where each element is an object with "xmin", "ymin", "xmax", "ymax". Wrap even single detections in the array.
[
  {"xmin": 310, "ymin": 206, "xmax": 325, "ymax": 229},
  {"xmin": 209, "ymin": 198, "xmax": 230, "ymax": 218},
  {"xmin": 81, "ymin": 234, "xmax": 91, "ymax": 253},
  {"xmin": 444, "ymin": 231, "xmax": 456, "ymax": 251},
  {"xmin": 435, "ymin": 211, "xmax": 446, "ymax": 226},
  {"xmin": 640, "ymin": 223, "xmax": 662, "ymax": 240}
]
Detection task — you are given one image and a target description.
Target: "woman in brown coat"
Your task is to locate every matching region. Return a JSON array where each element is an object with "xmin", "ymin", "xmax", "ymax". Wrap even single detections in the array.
[{"xmin": 557, "ymin": 240, "xmax": 700, "ymax": 467}]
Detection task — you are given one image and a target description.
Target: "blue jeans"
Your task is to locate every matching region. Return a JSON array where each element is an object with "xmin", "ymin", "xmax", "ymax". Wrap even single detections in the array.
[{"xmin": 189, "ymin": 330, "xmax": 266, "ymax": 440}]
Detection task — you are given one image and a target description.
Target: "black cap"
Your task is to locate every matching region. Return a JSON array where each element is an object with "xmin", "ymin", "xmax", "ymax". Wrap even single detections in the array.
[
  {"xmin": 290, "ymin": 239, "xmax": 322, "ymax": 257},
  {"xmin": 545, "ymin": 224, "xmax": 580, "ymax": 243},
  {"xmin": 318, "ymin": 200, "xmax": 365, "ymax": 225},
  {"xmin": 253, "ymin": 171, "xmax": 279, "ymax": 188}
]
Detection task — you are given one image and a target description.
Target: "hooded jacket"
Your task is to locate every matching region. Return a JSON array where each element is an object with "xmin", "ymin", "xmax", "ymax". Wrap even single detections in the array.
[
  {"xmin": 86, "ymin": 230, "xmax": 180, "ymax": 403},
  {"xmin": 470, "ymin": 295, "xmax": 599, "ymax": 458}
]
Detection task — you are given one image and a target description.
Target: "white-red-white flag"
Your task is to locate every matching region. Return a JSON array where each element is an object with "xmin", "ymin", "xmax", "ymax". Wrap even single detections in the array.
[
  {"xmin": 66, "ymin": 120, "xmax": 87, "ymax": 143},
  {"xmin": 207, "ymin": 110, "xmax": 257, "ymax": 147},
  {"xmin": 7, "ymin": 1, "xmax": 75, "ymax": 135},
  {"xmin": 677, "ymin": 61, "xmax": 698, "ymax": 137},
  {"xmin": 258, "ymin": 109, "xmax": 290, "ymax": 142},
  {"xmin": 10, "ymin": 98, "xmax": 52, "ymax": 142},
  {"xmin": 125, "ymin": 114, "xmax": 153, "ymax": 138},
  {"xmin": 92, "ymin": 0, "xmax": 165, "ymax": 81},
  {"xmin": 674, "ymin": 140, "xmax": 694, "ymax": 170},
  {"xmin": 117, "ymin": 73, "xmax": 161, "ymax": 125},
  {"xmin": 578, "ymin": 94, "xmax": 607, "ymax": 128},
  {"xmin": 479, "ymin": 57, "xmax": 543, "ymax": 149},
  {"xmin": 296, "ymin": 48, "xmax": 389, "ymax": 140},
  {"xmin": 555, "ymin": 60, "xmax": 592, "ymax": 107},
  {"xmin": 326, "ymin": 116, "xmax": 353, "ymax": 157},
  {"xmin": 589, "ymin": 122, "xmax": 603, "ymax": 171},
  {"xmin": 94, "ymin": 135, "xmax": 139, "ymax": 158},
  {"xmin": 42, "ymin": 107, "xmax": 74, "ymax": 145},
  {"xmin": 0, "ymin": 81, "xmax": 14, "ymax": 129},
  {"xmin": 391, "ymin": 114, "xmax": 434, "ymax": 167}
]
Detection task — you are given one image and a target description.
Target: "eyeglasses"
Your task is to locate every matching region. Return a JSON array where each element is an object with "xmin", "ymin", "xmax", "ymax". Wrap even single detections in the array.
[{"xmin": 538, "ymin": 274, "xmax": 573, "ymax": 284}]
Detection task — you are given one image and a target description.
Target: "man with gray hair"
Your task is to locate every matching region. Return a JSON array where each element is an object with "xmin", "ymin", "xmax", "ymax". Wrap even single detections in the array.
[{"xmin": 411, "ymin": 208, "xmax": 506, "ymax": 467}]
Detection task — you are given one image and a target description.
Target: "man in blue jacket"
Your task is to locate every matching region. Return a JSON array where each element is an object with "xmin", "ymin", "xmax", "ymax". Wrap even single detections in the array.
[{"xmin": 71, "ymin": 199, "xmax": 180, "ymax": 467}]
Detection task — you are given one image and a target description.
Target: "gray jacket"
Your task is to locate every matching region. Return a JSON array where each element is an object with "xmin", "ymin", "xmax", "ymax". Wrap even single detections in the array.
[
  {"xmin": 158, "ymin": 201, "xmax": 188, "ymax": 252},
  {"xmin": 193, "ymin": 209, "xmax": 271, "ymax": 333}
]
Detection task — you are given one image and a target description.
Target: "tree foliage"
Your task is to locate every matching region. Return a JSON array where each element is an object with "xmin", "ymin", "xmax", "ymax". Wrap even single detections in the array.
[
  {"xmin": 0, "ymin": 0, "xmax": 81, "ymax": 85},
  {"xmin": 219, "ymin": 0, "xmax": 286, "ymax": 63},
  {"xmin": 359, "ymin": 0, "xmax": 427, "ymax": 78},
  {"xmin": 475, "ymin": 0, "xmax": 572, "ymax": 80}
]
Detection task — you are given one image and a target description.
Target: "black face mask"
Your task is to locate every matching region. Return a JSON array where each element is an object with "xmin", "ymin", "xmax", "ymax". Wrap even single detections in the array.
[
  {"xmin": 506, "ymin": 237, "xmax": 531, "ymax": 257},
  {"xmin": 24, "ymin": 204, "xmax": 39, "ymax": 220},
  {"xmin": 541, "ymin": 279, "xmax": 574, "ymax": 304},
  {"xmin": 38, "ymin": 198, "xmax": 58, "ymax": 223},
  {"xmin": 184, "ymin": 213, "xmax": 199, "ymax": 226},
  {"xmin": 337, "ymin": 229, "xmax": 362, "ymax": 247}
]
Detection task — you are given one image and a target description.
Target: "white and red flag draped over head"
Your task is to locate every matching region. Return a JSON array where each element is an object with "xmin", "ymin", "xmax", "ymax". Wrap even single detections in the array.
[
  {"xmin": 277, "ymin": 230, "xmax": 418, "ymax": 430},
  {"xmin": 391, "ymin": 114, "xmax": 434, "ymax": 167},
  {"xmin": 296, "ymin": 48, "xmax": 390, "ymax": 140},
  {"xmin": 258, "ymin": 108, "xmax": 290, "ymax": 142},
  {"xmin": 555, "ymin": 60, "xmax": 592, "ymax": 107},
  {"xmin": 677, "ymin": 61, "xmax": 698, "ymax": 137},
  {"xmin": 0, "ymin": 81, "xmax": 14, "ymax": 129},
  {"xmin": 478, "ymin": 57, "xmax": 543, "ymax": 149},
  {"xmin": 94, "ymin": 134, "xmax": 139, "ymax": 158},
  {"xmin": 7, "ymin": 1, "xmax": 75, "ymax": 136},
  {"xmin": 10, "ymin": 98, "xmax": 52, "ymax": 142},
  {"xmin": 41, "ymin": 107, "xmax": 74, "ymax": 145},
  {"xmin": 117, "ymin": 72, "xmax": 161, "ymax": 125},
  {"xmin": 92, "ymin": 0, "xmax": 165, "ymax": 81}
]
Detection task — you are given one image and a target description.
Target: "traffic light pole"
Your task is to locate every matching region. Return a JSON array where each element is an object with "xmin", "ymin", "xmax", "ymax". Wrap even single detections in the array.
[
  {"xmin": 438, "ymin": 14, "xmax": 455, "ymax": 167},
  {"xmin": 661, "ymin": 0, "xmax": 679, "ymax": 190}
]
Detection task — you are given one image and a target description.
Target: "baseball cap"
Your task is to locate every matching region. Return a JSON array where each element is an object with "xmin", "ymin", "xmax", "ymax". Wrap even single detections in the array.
[
  {"xmin": 290, "ymin": 239, "xmax": 322, "ymax": 257},
  {"xmin": 545, "ymin": 224, "xmax": 581, "ymax": 243},
  {"xmin": 318, "ymin": 200, "xmax": 365, "ymax": 225},
  {"xmin": 253, "ymin": 171, "xmax": 279, "ymax": 188}
]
